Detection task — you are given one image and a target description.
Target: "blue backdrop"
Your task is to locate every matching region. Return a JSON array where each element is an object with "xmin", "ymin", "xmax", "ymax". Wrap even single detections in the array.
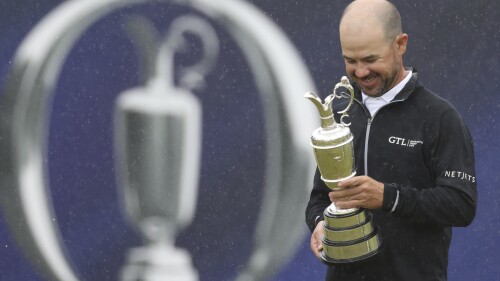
[{"xmin": 0, "ymin": 0, "xmax": 498, "ymax": 280}]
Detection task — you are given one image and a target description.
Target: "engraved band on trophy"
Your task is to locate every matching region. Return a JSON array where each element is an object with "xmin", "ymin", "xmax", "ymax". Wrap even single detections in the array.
[{"xmin": 305, "ymin": 76, "xmax": 382, "ymax": 264}]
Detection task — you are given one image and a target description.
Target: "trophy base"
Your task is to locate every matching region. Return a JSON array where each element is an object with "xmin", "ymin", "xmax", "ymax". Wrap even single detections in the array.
[
  {"xmin": 121, "ymin": 244, "xmax": 198, "ymax": 281},
  {"xmin": 319, "ymin": 243, "xmax": 382, "ymax": 265},
  {"xmin": 319, "ymin": 227, "xmax": 383, "ymax": 265},
  {"xmin": 324, "ymin": 205, "xmax": 368, "ymax": 229}
]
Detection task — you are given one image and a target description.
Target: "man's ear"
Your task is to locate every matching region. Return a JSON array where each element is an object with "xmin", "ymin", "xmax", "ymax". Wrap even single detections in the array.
[{"xmin": 395, "ymin": 33, "xmax": 408, "ymax": 55}]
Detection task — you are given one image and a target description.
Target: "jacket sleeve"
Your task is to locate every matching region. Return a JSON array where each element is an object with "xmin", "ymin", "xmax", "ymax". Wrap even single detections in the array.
[
  {"xmin": 305, "ymin": 168, "xmax": 332, "ymax": 232},
  {"xmin": 390, "ymin": 107, "xmax": 477, "ymax": 227}
]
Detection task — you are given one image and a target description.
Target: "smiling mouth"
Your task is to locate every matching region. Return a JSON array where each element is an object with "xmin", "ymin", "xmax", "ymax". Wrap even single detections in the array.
[{"xmin": 358, "ymin": 75, "xmax": 378, "ymax": 87}]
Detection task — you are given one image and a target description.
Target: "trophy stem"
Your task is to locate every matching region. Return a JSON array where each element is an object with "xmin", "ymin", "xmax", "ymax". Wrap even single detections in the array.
[
  {"xmin": 326, "ymin": 202, "xmax": 358, "ymax": 216},
  {"xmin": 121, "ymin": 243, "xmax": 199, "ymax": 281}
]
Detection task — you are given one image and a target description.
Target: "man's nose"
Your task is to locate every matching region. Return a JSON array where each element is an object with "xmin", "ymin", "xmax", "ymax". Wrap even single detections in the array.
[{"xmin": 355, "ymin": 65, "xmax": 370, "ymax": 78}]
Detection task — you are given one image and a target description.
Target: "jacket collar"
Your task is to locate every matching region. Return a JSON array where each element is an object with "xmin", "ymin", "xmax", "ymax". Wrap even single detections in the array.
[{"xmin": 394, "ymin": 68, "xmax": 418, "ymax": 101}]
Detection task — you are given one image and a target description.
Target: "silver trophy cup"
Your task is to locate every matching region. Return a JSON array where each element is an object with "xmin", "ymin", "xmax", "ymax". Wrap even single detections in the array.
[
  {"xmin": 305, "ymin": 77, "xmax": 382, "ymax": 264},
  {"xmin": 114, "ymin": 80, "xmax": 201, "ymax": 281}
]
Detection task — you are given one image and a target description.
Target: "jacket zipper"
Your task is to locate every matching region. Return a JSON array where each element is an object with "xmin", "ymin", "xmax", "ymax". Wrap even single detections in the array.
[
  {"xmin": 364, "ymin": 117, "xmax": 372, "ymax": 175},
  {"xmin": 361, "ymin": 98, "xmax": 405, "ymax": 176}
]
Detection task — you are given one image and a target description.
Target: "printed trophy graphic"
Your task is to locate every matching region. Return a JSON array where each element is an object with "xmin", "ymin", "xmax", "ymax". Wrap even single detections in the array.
[
  {"xmin": 113, "ymin": 15, "xmax": 219, "ymax": 281},
  {"xmin": 305, "ymin": 77, "xmax": 382, "ymax": 264},
  {"xmin": 0, "ymin": 0, "xmax": 317, "ymax": 280}
]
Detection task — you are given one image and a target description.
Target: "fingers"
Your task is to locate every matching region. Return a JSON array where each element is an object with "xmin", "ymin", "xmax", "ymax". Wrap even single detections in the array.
[
  {"xmin": 329, "ymin": 184, "xmax": 362, "ymax": 203},
  {"xmin": 329, "ymin": 176, "xmax": 368, "ymax": 208},
  {"xmin": 329, "ymin": 176, "xmax": 384, "ymax": 209},
  {"xmin": 329, "ymin": 190, "xmax": 362, "ymax": 209},
  {"xmin": 310, "ymin": 236, "xmax": 323, "ymax": 258},
  {"xmin": 331, "ymin": 197, "xmax": 362, "ymax": 209},
  {"xmin": 329, "ymin": 186, "xmax": 359, "ymax": 199},
  {"xmin": 310, "ymin": 221, "xmax": 324, "ymax": 259},
  {"xmin": 337, "ymin": 175, "xmax": 367, "ymax": 189}
]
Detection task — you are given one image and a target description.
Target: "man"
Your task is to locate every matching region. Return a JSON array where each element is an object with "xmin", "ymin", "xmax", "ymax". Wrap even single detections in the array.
[{"xmin": 305, "ymin": 0, "xmax": 477, "ymax": 280}]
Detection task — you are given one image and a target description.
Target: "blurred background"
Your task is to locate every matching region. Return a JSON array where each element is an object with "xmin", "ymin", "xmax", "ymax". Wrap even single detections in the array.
[{"xmin": 0, "ymin": 0, "xmax": 498, "ymax": 280}]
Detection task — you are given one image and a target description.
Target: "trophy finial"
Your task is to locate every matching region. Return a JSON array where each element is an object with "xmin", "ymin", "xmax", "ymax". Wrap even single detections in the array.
[{"xmin": 340, "ymin": 76, "xmax": 349, "ymax": 84}]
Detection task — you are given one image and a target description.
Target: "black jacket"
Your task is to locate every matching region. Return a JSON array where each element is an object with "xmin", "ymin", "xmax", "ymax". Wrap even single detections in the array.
[{"xmin": 305, "ymin": 71, "xmax": 477, "ymax": 281}]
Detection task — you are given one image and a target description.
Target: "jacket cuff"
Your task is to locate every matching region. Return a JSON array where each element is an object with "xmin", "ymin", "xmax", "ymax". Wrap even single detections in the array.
[
  {"xmin": 382, "ymin": 183, "xmax": 399, "ymax": 212},
  {"xmin": 315, "ymin": 215, "xmax": 324, "ymax": 226}
]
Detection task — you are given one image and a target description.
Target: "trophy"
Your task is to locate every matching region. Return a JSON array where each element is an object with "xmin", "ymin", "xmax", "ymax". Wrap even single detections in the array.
[
  {"xmin": 305, "ymin": 76, "xmax": 382, "ymax": 264},
  {"xmin": 114, "ymin": 82, "xmax": 201, "ymax": 281},
  {"xmin": 113, "ymin": 15, "xmax": 220, "ymax": 281}
]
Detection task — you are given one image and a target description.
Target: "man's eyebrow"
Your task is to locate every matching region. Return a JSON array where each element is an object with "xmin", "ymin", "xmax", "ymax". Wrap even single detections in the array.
[
  {"xmin": 343, "ymin": 54, "xmax": 380, "ymax": 61},
  {"xmin": 363, "ymin": 55, "xmax": 379, "ymax": 60}
]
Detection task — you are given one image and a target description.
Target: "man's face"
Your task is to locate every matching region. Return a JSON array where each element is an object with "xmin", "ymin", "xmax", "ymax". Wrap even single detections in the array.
[{"xmin": 340, "ymin": 27, "xmax": 405, "ymax": 97}]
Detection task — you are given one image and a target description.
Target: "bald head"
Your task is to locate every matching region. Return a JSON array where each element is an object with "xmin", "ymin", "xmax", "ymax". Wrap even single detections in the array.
[
  {"xmin": 338, "ymin": 0, "xmax": 408, "ymax": 97},
  {"xmin": 340, "ymin": 0, "xmax": 402, "ymax": 42}
]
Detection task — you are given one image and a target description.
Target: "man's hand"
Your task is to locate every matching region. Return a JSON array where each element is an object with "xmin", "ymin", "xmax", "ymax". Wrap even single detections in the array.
[
  {"xmin": 310, "ymin": 220, "xmax": 324, "ymax": 259},
  {"xmin": 329, "ymin": 175, "xmax": 384, "ymax": 209}
]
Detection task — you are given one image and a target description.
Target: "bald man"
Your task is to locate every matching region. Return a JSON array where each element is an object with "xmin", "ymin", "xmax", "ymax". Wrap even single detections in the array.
[{"xmin": 305, "ymin": 0, "xmax": 477, "ymax": 280}]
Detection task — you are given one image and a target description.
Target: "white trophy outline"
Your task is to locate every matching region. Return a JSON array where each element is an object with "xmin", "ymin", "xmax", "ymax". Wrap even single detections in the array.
[
  {"xmin": 0, "ymin": 0, "xmax": 318, "ymax": 280},
  {"xmin": 115, "ymin": 14, "xmax": 219, "ymax": 281}
]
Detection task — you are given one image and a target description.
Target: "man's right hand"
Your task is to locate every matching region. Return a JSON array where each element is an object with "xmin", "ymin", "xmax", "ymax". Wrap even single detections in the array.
[{"xmin": 310, "ymin": 220, "xmax": 324, "ymax": 259}]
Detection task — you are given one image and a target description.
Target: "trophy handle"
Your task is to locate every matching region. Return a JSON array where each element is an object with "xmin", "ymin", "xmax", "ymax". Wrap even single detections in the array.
[
  {"xmin": 332, "ymin": 76, "xmax": 355, "ymax": 126},
  {"xmin": 156, "ymin": 15, "xmax": 219, "ymax": 91}
]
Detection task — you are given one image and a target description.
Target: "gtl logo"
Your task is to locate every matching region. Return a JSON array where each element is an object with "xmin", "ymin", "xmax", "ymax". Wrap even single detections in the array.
[{"xmin": 388, "ymin": 136, "xmax": 423, "ymax": 148}]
